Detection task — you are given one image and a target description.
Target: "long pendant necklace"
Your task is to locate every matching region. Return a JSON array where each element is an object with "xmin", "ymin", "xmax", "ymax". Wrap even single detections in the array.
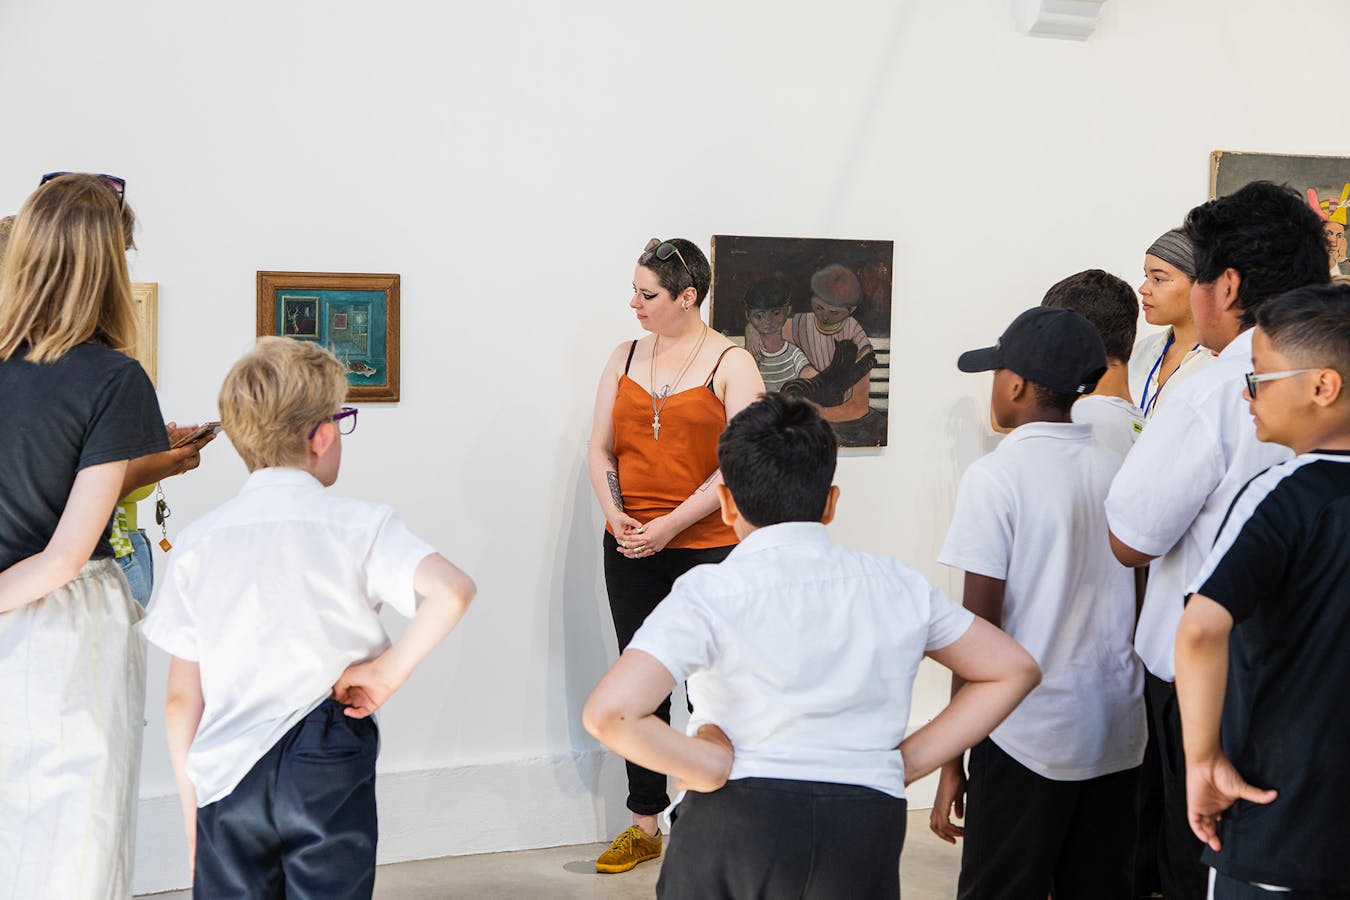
[{"xmin": 649, "ymin": 324, "xmax": 708, "ymax": 440}]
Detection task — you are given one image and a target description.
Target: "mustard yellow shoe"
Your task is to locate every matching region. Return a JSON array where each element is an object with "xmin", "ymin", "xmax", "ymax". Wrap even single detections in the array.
[{"xmin": 595, "ymin": 826, "xmax": 662, "ymax": 873}]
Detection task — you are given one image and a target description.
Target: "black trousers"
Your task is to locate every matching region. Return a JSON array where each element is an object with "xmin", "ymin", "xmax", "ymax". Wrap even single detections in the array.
[
  {"xmin": 957, "ymin": 739, "xmax": 1140, "ymax": 900},
  {"xmin": 1213, "ymin": 871, "xmax": 1350, "ymax": 899},
  {"xmin": 657, "ymin": 777, "xmax": 908, "ymax": 900},
  {"xmin": 1133, "ymin": 680, "xmax": 1163, "ymax": 897},
  {"xmin": 195, "ymin": 700, "xmax": 380, "ymax": 900},
  {"xmin": 1145, "ymin": 672, "xmax": 1209, "ymax": 900},
  {"xmin": 602, "ymin": 531, "xmax": 732, "ymax": 816}
]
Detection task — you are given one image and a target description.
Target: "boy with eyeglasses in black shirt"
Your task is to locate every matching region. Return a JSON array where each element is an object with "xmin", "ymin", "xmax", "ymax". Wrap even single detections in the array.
[{"xmin": 1176, "ymin": 284, "xmax": 1350, "ymax": 898}]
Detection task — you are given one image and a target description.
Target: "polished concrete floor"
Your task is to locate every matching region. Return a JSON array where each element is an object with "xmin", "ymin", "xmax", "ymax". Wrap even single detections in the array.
[{"xmin": 141, "ymin": 808, "xmax": 960, "ymax": 898}]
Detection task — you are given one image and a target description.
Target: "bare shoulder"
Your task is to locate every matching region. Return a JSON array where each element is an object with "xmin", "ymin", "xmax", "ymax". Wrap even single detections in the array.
[
  {"xmin": 709, "ymin": 335, "xmax": 763, "ymax": 396},
  {"xmin": 713, "ymin": 338, "xmax": 758, "ymax": 375},
  {"xmin": 602, "ymin": 337, "xmax": 643, "ymax": 375}
]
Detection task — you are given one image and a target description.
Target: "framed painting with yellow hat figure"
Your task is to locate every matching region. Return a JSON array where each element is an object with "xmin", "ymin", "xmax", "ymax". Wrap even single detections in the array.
[{"xmin": 1210, "ymin": 151, "xmax": 1350, "ymax": 277}]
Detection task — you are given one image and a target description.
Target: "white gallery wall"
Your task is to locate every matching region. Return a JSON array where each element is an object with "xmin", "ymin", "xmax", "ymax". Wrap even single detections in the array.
[{"xmin": 2, "ymin": 0, "xmax": 1348, "ymax": 892}]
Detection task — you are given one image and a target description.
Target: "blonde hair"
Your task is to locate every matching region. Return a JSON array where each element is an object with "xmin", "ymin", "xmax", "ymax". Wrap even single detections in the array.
[
  {"xmin": 0, "ymin": 175, "xmax": 138, "ymax": 363},
  {"xmin": 219, "ymin": 337, "xmax": 349, "ymax": 471}
]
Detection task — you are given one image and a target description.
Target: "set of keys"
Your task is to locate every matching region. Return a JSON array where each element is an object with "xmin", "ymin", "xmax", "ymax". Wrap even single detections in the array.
[{"xmin": 153, "ymin": 483, "xmax": 173, "ymax": 552}]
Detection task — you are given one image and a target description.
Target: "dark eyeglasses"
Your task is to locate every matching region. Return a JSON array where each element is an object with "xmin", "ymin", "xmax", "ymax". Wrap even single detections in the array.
[
  {"xmin": 644, "ymin": 238, "xmax": 693, "ymax": 280},
  {"xmin": 1244, "ymin": 368, "xmax": 1318, "ymax": 397},
  {"xmin": 308, "ymin": 406, "xmax": 358, "ymax": 440},
  {"xmin": 40, "ymin": 172, "xmax": 126, "ymax": 209}
]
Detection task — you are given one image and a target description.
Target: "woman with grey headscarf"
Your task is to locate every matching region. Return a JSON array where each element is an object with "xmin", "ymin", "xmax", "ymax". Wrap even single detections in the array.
[{"xmin": 1128, "ymin": 228, "xmax": 1215, "ymax": 418}]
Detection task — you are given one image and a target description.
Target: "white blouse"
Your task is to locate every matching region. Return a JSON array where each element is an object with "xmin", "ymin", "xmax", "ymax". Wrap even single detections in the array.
[{"xmin": 1129, "ymin": 328, "xmax": 1216, "ymax": 419}]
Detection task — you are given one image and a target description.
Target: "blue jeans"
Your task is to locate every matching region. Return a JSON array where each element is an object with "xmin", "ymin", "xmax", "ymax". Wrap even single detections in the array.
[{"xmin": 115, "ymin": 529, "xmax": 154, "ymax": 608}]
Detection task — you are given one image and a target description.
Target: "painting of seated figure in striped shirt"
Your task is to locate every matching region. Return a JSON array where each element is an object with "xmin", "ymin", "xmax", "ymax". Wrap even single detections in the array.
[{"xmin": 710, "ymin": 235, "xmax": 893, "ymax": 447}]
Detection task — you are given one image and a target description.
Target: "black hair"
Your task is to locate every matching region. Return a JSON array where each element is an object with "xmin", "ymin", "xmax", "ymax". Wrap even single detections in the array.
[
  {"xmin": 744, "ymin": 274, "xmax": 792, "ymax": 311},
  {"xmin": 717, "ymin": 393, "xmax": 837, "ymax": 526},
  {"xmin": 1255, "ymin": 283, "xmax": 1350, "ymax": 378},
  {"xmin": 1032, "ymin": 382, "xmax": 1079, "ymax": 415},
  {"xmin": 1184, "ymin": 180, "xmax": 1330, "ymax": 325},
  {"xmin": 1041, "ymin": 269, "xmax": 1138, "ymax": 364},
  {"xmin": 637, "ymin": 238, "xmax": 712, "ymax": 306}
]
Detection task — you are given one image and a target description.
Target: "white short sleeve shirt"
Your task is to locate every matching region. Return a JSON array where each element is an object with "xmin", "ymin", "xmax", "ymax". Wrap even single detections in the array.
[
  {"xmin": 1106, "ymin": 328, "xmax": 1292, "ymax": 681},
  {"xmin": 627, "ymin": 522, "xmax": 973, "ymax": 800},
  {"xmin": 140, "ymin": 468, "xmax": 436, "ymax": 805},
  {"xmin": 1129, "ymin": 328, "xmax": 1217, "ymax": 420},
  {"xmin": 1072, "ymin": 395, "xmax": 1144, "ymax": 458},
  {"xmin": 938, "ymin": 421, "xmax": 1145, "ymax": 781}
]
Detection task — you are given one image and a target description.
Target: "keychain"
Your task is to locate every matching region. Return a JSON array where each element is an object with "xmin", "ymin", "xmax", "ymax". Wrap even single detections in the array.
[{"xmin": 154, "ymin": 483, "xmax": 173, "ymax": 552}]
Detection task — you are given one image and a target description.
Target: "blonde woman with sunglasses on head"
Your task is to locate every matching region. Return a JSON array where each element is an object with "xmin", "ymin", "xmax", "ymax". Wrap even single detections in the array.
[
  {"xmin": 0, "ymin": 173, "xmax": 170, "ymax": 899},
  {"xmin": 586, "ymin": 237, "xmax": 763, "ymax": 873}
]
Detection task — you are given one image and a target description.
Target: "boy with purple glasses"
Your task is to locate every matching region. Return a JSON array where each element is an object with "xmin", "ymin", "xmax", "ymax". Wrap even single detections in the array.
[{"xmin": 141, "ymin": 337, "xmax": 476, "ymax": 896}]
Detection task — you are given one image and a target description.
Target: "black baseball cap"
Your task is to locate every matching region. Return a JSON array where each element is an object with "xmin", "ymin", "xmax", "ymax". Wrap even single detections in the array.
[{"xmin": 957, "ymin": 307, "xmax": 1108, "ymax": 395}]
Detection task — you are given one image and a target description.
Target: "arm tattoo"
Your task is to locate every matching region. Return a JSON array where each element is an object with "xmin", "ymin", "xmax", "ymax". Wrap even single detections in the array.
[
  {"xmin": 606, "ymin": 470, "xmax": 624, "ymax": 511},
  {"xmin": 696, "ymin": 470, "xmax": 719, "ymax": 493}
]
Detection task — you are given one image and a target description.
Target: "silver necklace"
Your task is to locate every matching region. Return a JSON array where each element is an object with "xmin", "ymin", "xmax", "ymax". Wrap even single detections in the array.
[{"xmin": 649, "ymin": 325, "xmax": 708, "ymax": 440}]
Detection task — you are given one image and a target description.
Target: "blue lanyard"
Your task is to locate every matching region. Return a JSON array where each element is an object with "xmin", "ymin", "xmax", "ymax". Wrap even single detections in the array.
[{"xmin": 1140, "ymin": 332, "xmax": 1198, "ymax": 417}]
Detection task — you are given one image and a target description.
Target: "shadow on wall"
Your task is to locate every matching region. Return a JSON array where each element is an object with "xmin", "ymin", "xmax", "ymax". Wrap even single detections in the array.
[
  {"xmin": 548, "ymin": 440, "xmax": 629, "ymax": 834},
  {"xmin": 934, "ymin": 395, "xmax": 997, "ymax": 595}
]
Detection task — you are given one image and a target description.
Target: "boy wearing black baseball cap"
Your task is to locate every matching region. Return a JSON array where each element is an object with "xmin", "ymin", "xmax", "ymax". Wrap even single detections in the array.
[{"xmin": 931, "ymin": 307, "xmax": 1147, "ymax": 899}]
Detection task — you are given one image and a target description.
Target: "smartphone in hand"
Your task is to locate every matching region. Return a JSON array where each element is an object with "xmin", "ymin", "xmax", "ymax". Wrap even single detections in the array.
[{"xmin": 171, "ymin": 422, "xmax": 221, "ymax": 449}]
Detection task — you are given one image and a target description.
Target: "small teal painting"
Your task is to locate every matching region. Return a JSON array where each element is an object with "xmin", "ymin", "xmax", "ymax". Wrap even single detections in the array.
[
  {"xmin": 276, "ymin": 289, "xmax": 388, "ymax": 388},
  {"xmin": 259, "ymin": 271, "xmax": 400, "ymax": 402}
]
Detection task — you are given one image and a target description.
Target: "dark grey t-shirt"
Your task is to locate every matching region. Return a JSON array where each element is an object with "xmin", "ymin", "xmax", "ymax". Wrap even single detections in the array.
[{"xmin": 0, "ymin": 342, "xmax": 168, "ymax": 570}]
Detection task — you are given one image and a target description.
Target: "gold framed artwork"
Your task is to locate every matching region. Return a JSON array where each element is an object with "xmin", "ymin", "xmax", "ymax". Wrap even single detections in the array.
[
  {"xmin": 1210, "ymin": 151, "xmax": 1350, "ymax": 277},
  {"xmin": 130, "ymin": 282, "xmax": 158, "ymax": 386},
  {"xmin": 256, "ymin": 271, "xmax": 401, "ymax": 403}
]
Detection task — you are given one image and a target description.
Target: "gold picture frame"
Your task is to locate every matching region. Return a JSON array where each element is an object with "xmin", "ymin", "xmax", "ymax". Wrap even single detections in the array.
[
  {"xmin": 130, "ymin": 282, "xmax": 158, "ymax": 386},
  {"xmin": 1210, "ymin": 150, "xmax": 1350, "ymax": 202},
  {"xmin": 256, "ymin": 271, "xmax": 401, "ymax": 402}
]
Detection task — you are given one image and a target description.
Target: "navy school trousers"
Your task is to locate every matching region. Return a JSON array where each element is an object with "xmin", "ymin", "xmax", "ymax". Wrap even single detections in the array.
[{"xmin": 194, "ymin": 700, "xmax": 379, "ymax": 900}]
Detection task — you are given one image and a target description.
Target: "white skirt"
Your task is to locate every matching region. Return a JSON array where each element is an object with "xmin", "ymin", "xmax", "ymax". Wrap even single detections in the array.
[{"xmin": 0, "ymin": 559, "xmax": 146, "ymax": 900}]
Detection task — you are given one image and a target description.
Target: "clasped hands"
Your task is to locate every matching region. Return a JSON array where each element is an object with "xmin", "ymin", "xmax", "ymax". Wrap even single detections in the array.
[{"xmin": 611, "ymin": 513, "xmax": 676, "ymax": 560}]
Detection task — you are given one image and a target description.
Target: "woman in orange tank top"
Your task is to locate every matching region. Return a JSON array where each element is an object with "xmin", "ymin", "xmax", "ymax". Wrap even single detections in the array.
[{"xmin": 586, "ymin": 238, "xmax": 764, "ymax": 872}]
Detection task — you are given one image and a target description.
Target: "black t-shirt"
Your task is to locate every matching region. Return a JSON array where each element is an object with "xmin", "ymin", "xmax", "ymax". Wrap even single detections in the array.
[
  {"xmin": 1192, "ymin": 451, "xmax": 1350, "ymax": 893},
  {"xmin": 0, "ymin": 343, "xmax": 169, "ymax": 571}
]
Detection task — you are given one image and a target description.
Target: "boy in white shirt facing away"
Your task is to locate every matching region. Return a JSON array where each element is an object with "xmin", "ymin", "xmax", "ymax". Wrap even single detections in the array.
[
  {"xmin": 584, "ymin": 393, "xmax": 1041, "ymax": 900},
  {"xmin": 933, "ymin": 307, "xmax": 1145, "ymax": 899},
  {"xmin": 1041, "ymin": 269, "xmax": 1145, "ymax": 457},
  {"xmin": 141, "ymin": 337, "xmax": 476, "ymax": 898}
]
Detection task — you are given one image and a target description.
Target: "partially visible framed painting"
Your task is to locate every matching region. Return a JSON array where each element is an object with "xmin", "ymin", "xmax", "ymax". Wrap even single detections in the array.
[
  {"xmin": 709, "ymin": 235, "xmax": 894, "ymax": 447},
  {"xmin": 1211, "ymin": 151, "xmax": 1350, "ymax": 276},
  {"xmin": 256, "ymin": 271, "xmax": 401, "ymax": 402},
  {"xmin": 130, "ymin": 282, "xmax": 158, "ymax": 386}
]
